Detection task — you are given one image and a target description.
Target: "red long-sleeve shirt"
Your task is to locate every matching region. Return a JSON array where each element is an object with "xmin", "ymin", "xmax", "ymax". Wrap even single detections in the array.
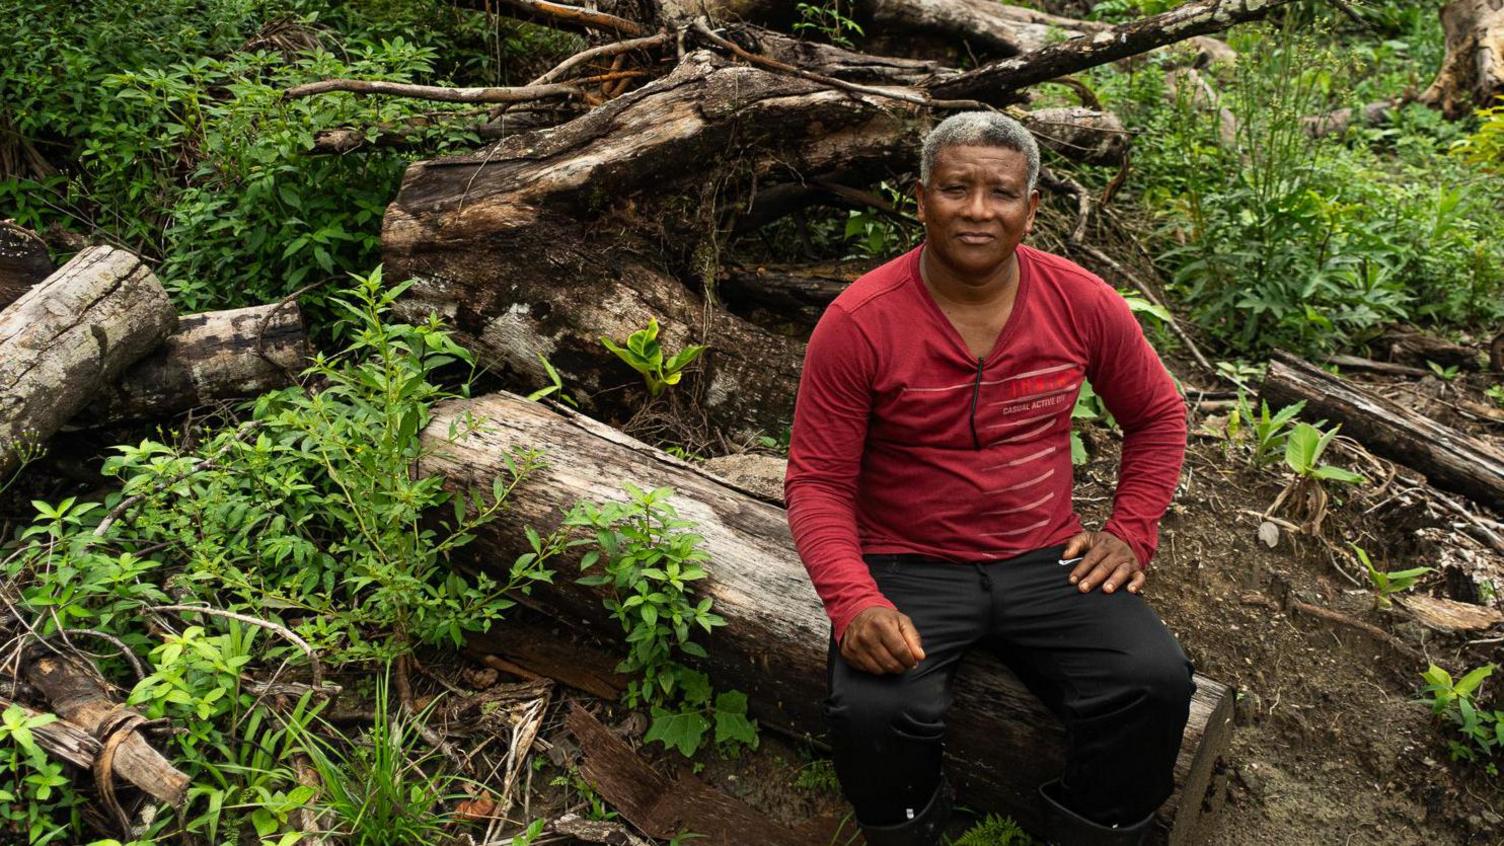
[{"xmin": 784, "ymin": 243, "xmax": 1187, "ymax": 642}]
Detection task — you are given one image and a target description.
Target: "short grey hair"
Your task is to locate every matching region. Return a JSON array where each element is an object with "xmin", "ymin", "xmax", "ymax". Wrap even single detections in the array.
[{"xmin": 920, "ymin": 112, "xmax": 1040, "ymax": 192}]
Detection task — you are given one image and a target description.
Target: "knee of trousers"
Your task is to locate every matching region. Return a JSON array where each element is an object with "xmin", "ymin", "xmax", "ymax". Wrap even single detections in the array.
[
  {"xmin": 826, "ymin": 685, "xmax": 948, "ymax": 753},
  {"xmin": 1118, "ymin": 648, "xmax": 1196, "ymax": 723}
]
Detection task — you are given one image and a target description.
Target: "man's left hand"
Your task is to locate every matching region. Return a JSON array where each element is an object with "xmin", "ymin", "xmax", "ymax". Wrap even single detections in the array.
[{"xmin": 1062, "ymin": 531, "xmax": 1144, "ymax": 595}]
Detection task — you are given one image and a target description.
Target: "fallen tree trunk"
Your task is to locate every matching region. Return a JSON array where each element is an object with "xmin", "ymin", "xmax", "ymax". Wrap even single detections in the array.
[
  {"xmin": 1259, "ymin": 352, "xmax": 1504, "ymax": 508},
  {"xmin": 1419, "ymin": 0, "xmax": 1504, "ymax": 118},
  {"xmin": 928, "ymin": 0, "xmax": 1296, "ymax": 103},
  {"xmin": 77, "ymin": 303, "xmax": 308, "ymax": 426},
  {"xmin": 385, "ymin": 51, "xmax": 921, "ymax": 437},
  {"xmin": 0, "ymin": 220, "xmax": 53, "ymax": 309},
  {"xmin": 21, "ymin": 651, "xmax": 191, "ymax": 807},
  {"xmin": 0, "ymin": 246, "xmax": 175, "ymax": 475},
  {"xmin": 421, "ymin": 391, "xmax": 1234, "ymax": 845}
]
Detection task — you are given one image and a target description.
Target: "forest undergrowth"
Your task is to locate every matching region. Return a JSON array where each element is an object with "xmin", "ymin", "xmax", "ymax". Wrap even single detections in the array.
[{"xmin": 2, "ymin": 0, "xmax": 1503, "ymax": 843}]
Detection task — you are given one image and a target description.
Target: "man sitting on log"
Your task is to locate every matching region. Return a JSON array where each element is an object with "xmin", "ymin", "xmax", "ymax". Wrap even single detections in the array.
[{"xmin": 784, "ymin": 112, "xmax": 1193, "ymax": 846}]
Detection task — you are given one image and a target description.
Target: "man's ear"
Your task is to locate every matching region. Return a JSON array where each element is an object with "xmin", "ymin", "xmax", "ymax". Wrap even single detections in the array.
[{"xmin": 914, "ymin": 180, "xmax": 928, "ymax": 224}]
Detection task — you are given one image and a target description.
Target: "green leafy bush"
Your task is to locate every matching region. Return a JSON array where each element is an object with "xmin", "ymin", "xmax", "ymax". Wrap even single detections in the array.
[
  {"xmin": 1421, "ymin": 663, "xmax": 1502, "ymax": 774},
  {"xmin": 0, "ymin": 1, "xmax": 497, "ymax": 316},
  {"xmin": 1097, "ymin": 25, "xmax": 1504, "ymax": 356},
  {"xmin": 564, "ymin": 484, "xmax": 757, "ymax": 757},
  {"xmin": 3, "ymin": 269, "xmax": 557, "ymax": 839}
]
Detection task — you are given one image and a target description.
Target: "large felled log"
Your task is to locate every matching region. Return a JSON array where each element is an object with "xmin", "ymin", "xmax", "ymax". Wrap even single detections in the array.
[
  {"xmin": 420, "ymin": 392, "xmax": 1234, "ymax": 845},
  {"xmin": 386, "ymin": 51, "xmax": 923, "ymax": 437},
  {"xmin": 0, "ymin": 220, "xmax": 53, "ymax": 309},
  {"xmin": 1259, "ymin": 352, "xmax": 1504, "ymax": 508},
  {"xmin": 77, "ymin": 303, "xmax": 308, "ymax": 426},
  {"xmin": 1419, "ymin": 0, "xmax": 1504, "ymax": 118},
  {"xmin": 21, "ymin": 651, "xmax": 191, "ymax": 806},
  {"xmin": 0, "ymin": 246, "xmax": 175, "ymax": 475}
]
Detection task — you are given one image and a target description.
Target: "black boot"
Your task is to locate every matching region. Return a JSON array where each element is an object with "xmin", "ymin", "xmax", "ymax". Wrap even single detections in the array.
[
  {"xmin": 1037, "ymin": 780, "xmax": 1155, "ymax": 846},
  {"xmin": 858, "ymin": 778, "xmax": 953, "ymax": 846}
]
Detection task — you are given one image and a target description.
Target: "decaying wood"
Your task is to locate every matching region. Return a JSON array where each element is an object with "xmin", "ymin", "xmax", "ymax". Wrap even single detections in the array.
[
  {"xmin": 385, "ymin": 51, "xmax": 921, "ymax": 437},
  {"xmin": 1259, "ymin": 352, "xmax": 1504, "ymax": 508},
  {"xmin": 1419, "ymin": 0, "xmax": 1504, "ymax": 118},
  {"xmin": 928, "ymin": 0, "xmax": 1298, "ymax": 104},
  {"xmin": 566, "ymin": 703, "xmax": 826, "ymax": 846},
  {"xmin": 550, "ymin": 812, "xmax": 654, "ymax": 845},
  {"xmin": 1376, "ymin": 326, "xmax": 1482, "ymax": 371},
  {"xmin": 0, "ymin": 246, "xmax": 175, "ymax": 475},
  {"xmin": 1396, "ymin": 594, "xmax": 1504, "ymax": 633},
  {"xmin": 285, "ymin": 78, "xmax": 582, "ymax": 104},
  {"xmin": 77, "ymin": 303, "xmax": 308, "ymax": 425},
  {"xmin": 1325, "ymin": 353, "xmax": 1430, "ymax": 379},
  {"xmin": 467, "ymin": 622, "xmax": 628, "ymax": 700},
  {"xmin": 0, "ymin": 220, "xmax": 53, "ymax": 309},
  {"xmin": 21, "ymin": 651, "xmax": 190, "ymax": 806},
  {"xmin": 421, "ymin": 391, "xmax": 1235, "ymax": 844}
]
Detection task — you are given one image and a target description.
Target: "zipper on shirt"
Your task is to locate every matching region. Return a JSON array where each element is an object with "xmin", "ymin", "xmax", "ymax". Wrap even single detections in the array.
[{"xmin": 968, "ymin": 356, "xmax": 983, "ymax": 450}]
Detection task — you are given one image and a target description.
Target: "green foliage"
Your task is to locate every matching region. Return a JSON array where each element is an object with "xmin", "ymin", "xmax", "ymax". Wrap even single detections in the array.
[
  {"xmin": 1086, "ymin": 0, "xmax": 1176, "ymax": 23},
  {"xmin": 792, "ymin": 0, "xmax": 864, "ymax": 49},
  {"xmin": 951, "ymin": 813, "xmax": 1036, "ymax": 846},
  {"xmin": 0, "ymin": 705, "xmax": 75, "ymax": 845},
  {"xmin": 1486, "ymin": 385, "xmax": 1504, "ymax": 409},
  {"xmin": 292, "ymin": 670, "xmax": 467, "ymax": 844},
  {"xmin": 1351, "ymin": 544, "xmax": 1432, "ymax": 610},
  {"xmin": 3, "ymin": 271, "xmax": 557, "ymax": 839},
  {"xmin": 1420, "ymin": 663, "xmax": 1503, "ymax": 774},
  {"xmin": 1283, "ymin": 422, "xmax": 1365, "ymax": 485},
  {"xmin": 526, "ymin": 353, "xmax": 579, "ymax": 407},
  {"xmin": 842, "ymin": 183, "xmax": 918, "ymax": 258},
  {"xmin": 563, "ymin": 484, "xmax": 757, "ymax": 757},
  {"xmin": 1226, "ymin": 396, "xmax": 1306, "ymax": 468},
  {"xmin": 0, "ymin": 1, "xmax": 497, "ymax": 316},
  {"xmin": 794, "ymin": 758, "xmax": 841, "ymax": 794},
  {"xmin": 1426, "ymin": 360, "xmax": 1461, "ymax": 381},
  {"xmin": 1454, "ymin": 97, "xmax": 1504, "ymax": 174},
  {"xmin": 601, "ymin": 318, "xmax": 707, "ymax": 398},
  {"xmin": 1098, "ymin": 22, "xmax": 1504, "ymax": 357}
]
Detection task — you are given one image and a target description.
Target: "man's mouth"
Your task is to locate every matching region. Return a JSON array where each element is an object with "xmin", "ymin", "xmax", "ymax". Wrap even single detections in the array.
[{"xmin": 956, "ymin": 232, "xmax": 995, "ymax": 244}]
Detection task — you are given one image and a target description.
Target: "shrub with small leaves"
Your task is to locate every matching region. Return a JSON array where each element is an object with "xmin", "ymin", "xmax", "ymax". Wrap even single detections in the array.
[{"xmin": 564, "ymin": 484, "xmax": 757, "ymax": 757}]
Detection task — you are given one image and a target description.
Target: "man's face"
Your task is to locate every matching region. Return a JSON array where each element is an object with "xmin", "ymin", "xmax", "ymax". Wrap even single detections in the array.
[{"xmin": 916, "ymin": 144, "xmax": 1040, "ymax": 282}]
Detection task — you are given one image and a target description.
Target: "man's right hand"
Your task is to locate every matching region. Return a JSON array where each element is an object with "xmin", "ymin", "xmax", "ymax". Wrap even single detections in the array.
[{"xmin": 840, "ymin": 607, "xmax": 926, "ymax": 674}]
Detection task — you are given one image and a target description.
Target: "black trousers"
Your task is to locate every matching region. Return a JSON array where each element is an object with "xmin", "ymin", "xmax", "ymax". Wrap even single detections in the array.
[{"xmin": 824, "ymin": 544, "xmax": 1195, "ymax": 828}]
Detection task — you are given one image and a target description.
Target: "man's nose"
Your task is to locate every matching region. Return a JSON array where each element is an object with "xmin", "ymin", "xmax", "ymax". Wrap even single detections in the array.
[{"xmin": 962, "ymin": 188, "xmax": 993, "ymax": 219}]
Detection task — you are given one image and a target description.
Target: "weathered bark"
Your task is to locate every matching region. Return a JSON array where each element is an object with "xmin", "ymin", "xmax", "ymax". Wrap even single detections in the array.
[
  {"xmin": 385, "ymin": 52, "xmax": 926, "ymax": 437},
  {"xmin": 420, "ymin": 391, "xmax": 1235, "ymax": 845},
  {"xmin": 0, "ymin": 246, "xmax": 175, "ymax": 475},
  {"xmin": 566, "ymin": 704, "xmax": 832, "ymax": 846},
  {"xmin": 0, "ymin": 220, "xmax": 53, "ymax": 309},
  {"xmin": 1259, "ymin": 352, "xmax": 1504, "ymax": 508},
  {"xmin": 21, "ymin": 652, "xmax": 191, "ymax": 806},
  {"xmin": 717, "ymin": 260, "xmax": 867, "ymax": 326},
  {"xmin": 1419, "ymin": 0, "xmax": 1504, "ymax": 118},
  {"xmin": 1376, "ymin": 326, "xmax": 1482, "ymax": 372},
  {"xmin": 864, "ymin": 0, "xmax": 1096, "ymax": 61},
  {"xmin": 76, "ymin": 303, "xmax": 308, "ymax": 426},
  {"xmin": 929, "ymin": 0, "xmax": 1298, "ymax": 104}
]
